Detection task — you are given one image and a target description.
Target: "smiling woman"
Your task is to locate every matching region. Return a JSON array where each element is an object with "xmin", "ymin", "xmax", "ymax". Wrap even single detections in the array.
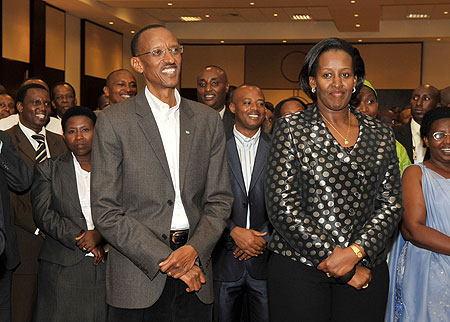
[{"xmin": 265, "ymin": 38, "xmax": 403, "ymax": 322}]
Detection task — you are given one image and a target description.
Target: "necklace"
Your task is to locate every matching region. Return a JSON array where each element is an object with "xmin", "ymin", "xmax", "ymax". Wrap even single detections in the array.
[{"xmin": 320, "ymin": 108, "xmax": 351, "ymax": 145}]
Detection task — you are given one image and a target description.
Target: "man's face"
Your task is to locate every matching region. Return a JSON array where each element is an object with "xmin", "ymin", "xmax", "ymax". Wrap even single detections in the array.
[
  {"xmin": 196, "ymin": 67, "xmax": 229, "ymax": 111},
  {"xmin": 410, "ymin": 85, "xmax": 439, "ymax": 124},
  {"xmin": 131, "ymin": 27, "xmax": 181, "ymax": 94},
  {"xmin": 0, "ymin": 94, "xmax": 15, "ymax": 119},
  {"xmin": 230, "ymin": 86, "xmax": 265, "ymax": 136},
  {"xmin": 17, "ymin": 88, "xmax": 50, "ymax": 133},
  {"xmin": 52, "ymin": 84, "xmax": 76, "ymax": 118},
  {"xmin": 104, "ymin": 71, "xmax": 137, "ymax": 105}
]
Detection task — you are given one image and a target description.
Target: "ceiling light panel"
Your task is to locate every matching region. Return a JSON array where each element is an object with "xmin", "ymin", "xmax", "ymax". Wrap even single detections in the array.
[{"xmin": 291, "ymin": 14, "xmax": 312, "ymax": 20}]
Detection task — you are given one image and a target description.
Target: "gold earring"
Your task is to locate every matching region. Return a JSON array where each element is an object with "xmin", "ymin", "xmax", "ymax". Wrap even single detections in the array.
[{"xmin": 311, "ymin": 88, "xmax": 316, "ymax": 93}]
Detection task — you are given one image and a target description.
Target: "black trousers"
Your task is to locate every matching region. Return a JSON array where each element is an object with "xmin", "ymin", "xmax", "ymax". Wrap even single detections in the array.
[
  {"xmin": 268, "ymin": 252, "xmax": 389, "ymax": 322},
  {"xmin": 0, "ymin": 268, "xmax": 13, "ymax": 322}
]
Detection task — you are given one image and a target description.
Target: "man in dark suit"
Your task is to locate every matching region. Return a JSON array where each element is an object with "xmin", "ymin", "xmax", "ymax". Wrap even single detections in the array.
[
  {"xmin": 0, "ymin": 130, "xmax": 32, "ymax": 322},
  {"xmin": 7, "ymin": 84, "xmax": 66, "ymax": 322},
  {"xmin": 91, "ymin": 25, "xmax": 233, "ymax": 322},
  {"xmin": 197, "ymin": 65, "xmax": 234, "ymax": 135},
  {"xmin": 394, "ymin": 84, "xmax": 439, "ymax": 163},
  {"xmin": 213, "ymin": 84, "xmax": 271, "ymax": 322}
]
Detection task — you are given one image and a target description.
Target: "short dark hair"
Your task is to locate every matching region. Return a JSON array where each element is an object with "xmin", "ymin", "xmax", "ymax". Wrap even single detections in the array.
[
  {"xmin": 61, "ymin": 106, "xmax": 97, "ymax": 133},
  {"xmin": 15, "ymin": 84, "xmax": 48, "ymax": 105},
  {"xmin": 420, "ymin": 107, "xmax": 450, "ymax": 140},
  {"xmin": 299, "ymin": 38, "xmax": 365, "ymax": 100},
  {"xmin": 273, "ymin": 97, "xmax": 308, "ymax": 122},
  {"xmin": 130, "ymin": 24, "xmax": 165, "ymax": 57},
  {"xmin": 51, "ymin": 82, "xmax": 76, "ymax": 100}
]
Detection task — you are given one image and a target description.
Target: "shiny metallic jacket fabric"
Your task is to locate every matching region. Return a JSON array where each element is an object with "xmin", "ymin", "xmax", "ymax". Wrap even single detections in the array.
[{"xmin": 265, "ymin": 104, "xmax": 403, "ymax": 268}]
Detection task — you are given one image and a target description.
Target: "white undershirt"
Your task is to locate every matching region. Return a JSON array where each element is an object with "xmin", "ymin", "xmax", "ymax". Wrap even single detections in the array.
[
  {"xmin": 218, "ymin": 105, "xmax": 226, "ymax": 119},
  {"xmin": 411, "ymin": 118, "xmax": 425, "ymax": 163},
  {"xmin": 144, "ymin": 87, "xmax": 189, "ymax": 230}
]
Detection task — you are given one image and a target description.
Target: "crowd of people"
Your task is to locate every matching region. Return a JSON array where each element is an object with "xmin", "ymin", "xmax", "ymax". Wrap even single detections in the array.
[{"xmin": 0, "ymin": 24, "xmax": 448, "ymax": 322}]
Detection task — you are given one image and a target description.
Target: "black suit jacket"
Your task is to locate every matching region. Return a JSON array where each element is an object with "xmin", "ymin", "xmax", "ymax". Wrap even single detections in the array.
[
  {"xmin": 393, "ymin": 122, "xmax": 414, "ymax": 164},
  {"xmin": 0, "ymin": 131, "xmax": 32, "ymax": 270},
  {"xmin": 213, "ymin": 131, "xmax": 271, "ymax": 282},
  {"xmin": 6, "ymin": 125, "xmax": 67, "ymax": 274},
  {"xmin": 31, "ymin": 152, "xmax": 90, "ymax": 267},
  {"xmin": 222, "ymin": 106, "xmax": 235, "ymax": 137}
]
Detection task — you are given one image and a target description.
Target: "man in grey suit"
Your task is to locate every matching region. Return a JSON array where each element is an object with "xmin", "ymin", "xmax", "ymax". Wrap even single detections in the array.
[{"xmin": 91, "ymin": 25, "xmax": 233, "ymax": 322}]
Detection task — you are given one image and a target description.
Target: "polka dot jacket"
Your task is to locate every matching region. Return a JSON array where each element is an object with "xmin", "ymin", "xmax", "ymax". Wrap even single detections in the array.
[{"xmin": 265, "ymin": 104, "xmax": 403, "ymax": 268}]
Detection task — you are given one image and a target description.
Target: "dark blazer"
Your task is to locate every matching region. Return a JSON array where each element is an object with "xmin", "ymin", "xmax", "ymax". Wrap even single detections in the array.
[
  {"xmin": 91, "ymin": 91, "xmax": 233, "ymax": 308},
  {"xmin": 6, "ymin": 125, "xmax": 67, "ymax": 274},
  {"xmin": 213, "ymin": 131, "xmax": 271, "ymax": 282},
  {"xmin": 393, "ymin": 122, "xmax": 413, "ymax": 164},
  {"xmin": 31, "ymin": 152, "xmax": 89, "ymax": 267},
  {"xmin": 0, "ymin": 131, "xmax": 32, "ymax": 269},
  {"xmin": 222, "ymin": 106, "xmax": 235, "ymax": 137}
]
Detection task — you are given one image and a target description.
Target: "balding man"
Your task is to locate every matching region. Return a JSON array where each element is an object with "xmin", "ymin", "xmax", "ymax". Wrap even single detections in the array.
[
  {"xmin": 440, "ymin": 86, "xmax": 450, "ymax": 108},
  {"xmin": 394, "ymin": 84, "xmax": 440, "ymax": 163},
  {"xmin": 103, "ymin": 69, "xmax": 137, "ymax": 106},
  {"xmin": 197, "ymin": 66, "xmax": 234, "ymax": 135}
]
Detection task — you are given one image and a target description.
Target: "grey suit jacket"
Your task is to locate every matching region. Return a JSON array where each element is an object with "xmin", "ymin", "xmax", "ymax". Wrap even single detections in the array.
[
  {"xmin": 31, "ymin": 151, "xmax": 90, "ymax": 267},
  {"xmin": 7, "ymin": 125, "xmax": 67, "ymax": 274},
  {"xmin": 91, "ymin": 91, "xmax": 233, "ymax": 308}
]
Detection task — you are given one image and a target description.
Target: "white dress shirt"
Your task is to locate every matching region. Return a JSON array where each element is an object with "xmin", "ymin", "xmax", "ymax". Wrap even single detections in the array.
[
  {"xmin": 18, "ymin": 121, "xmax": 51, "ymax": 158},
  {"xmin": 218, "ymin": 106, "xmax": 226, "ymax": 119},
  {"xmin": 0, "ymin": 113, "xmax": 63, "ymax": 134},
  {"xmin": 144, "ymin": 87, "xmax": 189, "ymax": 230},
  {"xmin": 410, "ymin": 118, "xmax": 425, "ymax": 163},
  {"xmin": 73, "ymin": 154, "xmax": 95, "ymax": 257},
  {"xmin": 233, "ymin": 126, "xmax": 260, "ymax": 229}
]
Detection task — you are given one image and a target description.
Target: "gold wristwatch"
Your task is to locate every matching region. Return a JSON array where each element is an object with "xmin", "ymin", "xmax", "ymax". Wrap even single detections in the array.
[{"xmin": 349, "ymin": 245, "xmax": 363, "ymax": 259}]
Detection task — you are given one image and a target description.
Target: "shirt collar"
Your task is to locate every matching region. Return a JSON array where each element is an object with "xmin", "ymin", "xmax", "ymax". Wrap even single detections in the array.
[
  {"xmin": 72, "ymin": 152, "xmax": 90, "ymax": 176},
  {"xmin": 411, "ymin": 118, "xmax": 421, "ymax": 136},
  {"xmin": 233, "ymin": 126, "xmax": 261, "ymax": 145},
  {"xmin": 144, "ymin": 87, "xmax": 181, "ymax": 115},
  {"xmin": 18, "ymin": 120, "xmax": 46, "ymax": 138},
  {"xmin": 218, "ymin": 106, "xmax": 226, "ymax": 119}
]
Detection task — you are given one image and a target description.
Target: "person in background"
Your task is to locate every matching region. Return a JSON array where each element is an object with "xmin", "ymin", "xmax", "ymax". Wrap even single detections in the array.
[
  {"xmin": 272, "ymin": 97, "xmax": 307, "ymax": 125},
  {"xmin": 354, "ymin": 80, "xmax": 411, "ymax": 173},
  {"xmin": 386, "ymin": 107, "xmax": 450, "ymax": 321},
  {"xmin": 31, "ymin": 106, "xmax": 106, "ymax": 322},
  {"xmin": 266, "ymin": 38, "xmax": 402, "ymax": 322},
  {"xmin": 50, "ymin": 82, "xmax": 77, "ymax": 119},
  {"xmin": 394, "ymin": 84, "xmax": 440, "ymax": 164},
  {"xmin": 399, "ymin": 108, "xmax": 412, "ymax": 125},
  {"xmin": 103, "ymin": 69, "xmax": 137, "ymax": 106},
  {"xmin": 262, "ymin": 102, "xmax": 274, "ymax": 134},
  {"xmin": 96, "ymin": 93, "xmax": 110, "ymax": 111},
  {"xmin": 440, "ymin": 86, "xmax": 450, "ymax": 108},
  {"xmin": 0, "ymin": 94, "xmax": 15, "ymax": 119}
]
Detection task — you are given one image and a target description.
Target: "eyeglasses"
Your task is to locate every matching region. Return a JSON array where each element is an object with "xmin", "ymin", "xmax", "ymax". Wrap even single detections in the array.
[
  {"xmin": 135, "ymin": 46, "xmax": 184, "ymax": 58},
  {"xmin": 31, "ymin": 99, "xmax": 51, "ymax": 108},
  {"xmin": 432, "ymin": 131, "xmax": 450, "ymax": 140},
  {"xmin": 54, "ymin": 94, "xmax": 74, "ymax": 101}
]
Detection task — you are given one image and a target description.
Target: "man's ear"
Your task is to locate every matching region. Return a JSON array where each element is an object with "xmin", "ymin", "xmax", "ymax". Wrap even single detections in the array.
[
  {"xmin": 130, "ymin": 57, "xmax": 143, "ymax": 74},
  {"xmin": 229, "ymin": 102, "xmax": 236, "ymax": 114},
  {"xmin": 103, "ymin": 86, "xmax": 110, "ymax": 98},
  {"xmin": 16, "ymin": 102, "xmax": 23, "ymax": 113}
]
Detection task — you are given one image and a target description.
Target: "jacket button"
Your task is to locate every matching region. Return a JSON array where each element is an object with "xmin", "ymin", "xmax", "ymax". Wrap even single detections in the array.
[
  {"xmin": 162, "ymin": 234, "xmax": 167, "ymax": 240},
  {"xmin": 167, "ymin": 200, "xmax": 174, "ymax": 206},
  {"xmin": 242, "ymin": 203, "xmax": 247, "ymax": 208}
]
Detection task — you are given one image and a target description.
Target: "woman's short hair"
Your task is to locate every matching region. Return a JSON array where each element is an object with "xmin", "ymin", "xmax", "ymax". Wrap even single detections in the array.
[
  {"xmin": 420, "ymin": 107, "xmax": 450, "ymax": 140},
  {"xmin": 62, "ymin": 106, "xmax": 97, "ymax": 133},
  {"xmin": 299, "ymin": 38, "xmax": 365, "ymax": 100}
]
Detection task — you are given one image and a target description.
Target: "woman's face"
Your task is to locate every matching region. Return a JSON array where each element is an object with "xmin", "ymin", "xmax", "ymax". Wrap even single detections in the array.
[
  {"xmin": 424, "ymin": 118, "xmax": 450, "ymax": 165},
  {"xmin": 63, "ymin": 115, "xmax": 94, "ymax": 158},
  {"xmin": 309, "ymin": 49, "xmax": 357, "ymax": 112},
  {"xmin": 280, "ymin": 100, "xmax": 305, "ymax": 117},
  {"xmin": 355, "ymin": 86, "xmax": 378, "ymax": 118}
]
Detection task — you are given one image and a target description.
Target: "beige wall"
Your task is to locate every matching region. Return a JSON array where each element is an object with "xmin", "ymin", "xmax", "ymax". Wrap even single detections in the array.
[
  {"xmin": 422, "ymin": 41, "xmax": 450, "ymax": 89},
  {"xmin": 45, "ymin": 6, "xmax": 65, "ymax": 70},
  {"xmin": 65, "ymin": 13, "xmax": 81, "ymax": 98},
  {"xmin": 2, "ymin": 0, "xmax": 30, "ymax": 63}
]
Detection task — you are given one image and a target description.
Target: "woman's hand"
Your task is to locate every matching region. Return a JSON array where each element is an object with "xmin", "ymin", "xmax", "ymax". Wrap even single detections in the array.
[
  {"xmin": 347, "ymin": 266, "xmax": 371, "ymax": 290},
  {"xmin": 91, "ymin": 246, "xmax": 105, "ymax": 265},
  {"xmin": 317, "ymin": 246, "xmax": 362, "ymax": 277},
  {"xmin": 75, "ymin": 230, "xmax": 102, "ymax": 252}
]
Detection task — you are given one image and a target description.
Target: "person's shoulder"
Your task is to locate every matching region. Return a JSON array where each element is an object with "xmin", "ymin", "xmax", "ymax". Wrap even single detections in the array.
[
  {"xmin": 402, "ymin": 163, "xmax": 422, "ymax": 179},
  {"xmin": 181, "ymin": 97, "xmax": 219, "ymax": 118}
]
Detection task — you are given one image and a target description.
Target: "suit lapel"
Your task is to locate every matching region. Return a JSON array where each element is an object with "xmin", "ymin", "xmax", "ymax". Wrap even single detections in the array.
[
  {"xmin": 135, "ymin": 92, "xmax": 173, "ymax": 183},
  {"xmin": 11, "ymin": 125, "xmax": 36, "ymax": 167},
  {"xmin": 59, "ymin": 152, "xmax": 84, "ymax": 215},
  {"xmin": 248, "ymin": 133, "xmax": 270, "ymax": 192},
  {"xmin": 227, "ymin": 136, "xmax": 246, "ymax": 196},
  {"xmin": 179, "ymin": 99, "xmax": 196, "ymax": 191}
]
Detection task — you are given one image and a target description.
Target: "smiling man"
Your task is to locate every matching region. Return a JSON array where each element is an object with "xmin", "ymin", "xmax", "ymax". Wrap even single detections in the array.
[
  {"xmin": 103, "ymin": 69, "xmax": 137, "ymax": 106},
  {"xmin": 394, "ymin": 84, "xmax": 440, "ymax": 163},
  {"xmin": 91, "ymin": 25, "xmax": 233, "ymax": 322},
  {"xmin": 197, "ymin": 66, "xmax": 234, "ymax": 135}
]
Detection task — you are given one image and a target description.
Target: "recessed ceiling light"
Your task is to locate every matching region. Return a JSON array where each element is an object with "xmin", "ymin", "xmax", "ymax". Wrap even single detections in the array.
[
  {"xmin": 168, "ymin": 2, "xmax": 173, "ymax": 6},
  {"xmin": 354, "ymin": 13, "xmax": 359, "ymax": 17},
  {"xmin": 358, "ymin": 39, "xmax": 363, "ymax": 42},
  {"xmin": 282, "ymin": 40, "xmax": 287, "ymax": 43},
  {"xmin": 444, "ymin": 11, "xmax": 449, "ymax": 15},
  {"xmin": 220, "ymin": 40, "xmax": 225, "ymax": 43},
  {"xmin": 355, "ymin": 23, "xmax": 361, "ymax": 27},
  {"xmin": 130, "ymin": 30, "xmax": 136, "ymax": 34},
  {"xmin": 205, "ymin": 14, "xmax": 210, "ymax": 18},
  {"xmin": 108, "ymin": 21, "xmax": 114, "ymax": 25},
  {"xmin": 180, "ymin": 16, "xmax": 202, "ymax": 22},
  {"xmin": 350, "ymin": 0, "xmax": 356, "ymax": 4},
  {"xmin": 250, "ymin": 2, "xmax": 255, "ymax": 5},
  {"xmin": 273, "ymin": 13, "xmax": 278, "ymax": 17},
  {"xmin": 437, "ymin": 38, "xmax": 441, "ymax": 41},
  {"xmin": 291, "ymin": 14, "xmax": 312, "ymax": 20},
  {"xmin": 406, "ymin": 13, "xmax": 430, "ymax": 19}
]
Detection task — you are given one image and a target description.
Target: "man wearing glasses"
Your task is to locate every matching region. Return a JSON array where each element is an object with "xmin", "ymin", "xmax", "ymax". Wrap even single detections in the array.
[
  {"xmin": 6, "ymin": 83, "xmax": 66, "ymax": 321},
  {"xmin": 91, "ymin": 25, "xmax": 233, "ymax": 322},
  {"xmin": 51, "ymin": 82, "xmax": 77, "ymax": 119}
]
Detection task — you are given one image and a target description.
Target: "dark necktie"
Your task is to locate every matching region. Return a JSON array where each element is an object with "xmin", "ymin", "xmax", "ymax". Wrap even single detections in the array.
[{"xmin": 31, "ymin": 134, "xmax": 47, "ymax": 163}]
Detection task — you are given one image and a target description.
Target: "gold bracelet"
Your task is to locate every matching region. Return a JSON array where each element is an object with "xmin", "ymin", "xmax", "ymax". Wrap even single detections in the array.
[{"xmin": 349, "ymin": 245, "xmax": 363, "ymax": 259}]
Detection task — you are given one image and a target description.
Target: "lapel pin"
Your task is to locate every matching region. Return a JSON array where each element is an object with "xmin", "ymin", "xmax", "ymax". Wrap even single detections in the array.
[{"xmin": 185, "ymin": 130, "xmax": 190, "ymax": 135}]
